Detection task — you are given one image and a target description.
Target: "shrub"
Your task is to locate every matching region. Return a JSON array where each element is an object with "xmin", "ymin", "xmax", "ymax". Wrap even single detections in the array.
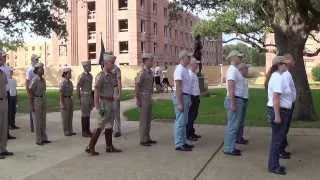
[{"xmin": 312, "ymin": 66, "xmax": 320, "ymax": 81}]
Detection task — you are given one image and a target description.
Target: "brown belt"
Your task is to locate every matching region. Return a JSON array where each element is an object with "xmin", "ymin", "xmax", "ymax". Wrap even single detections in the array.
[
  {"xmin": 100, "ymin": 96, "xmax": 114, "ymax": 101},
  {"xmin": 64, "ymin": 96, "xmax": 72, "ymax": 98}
]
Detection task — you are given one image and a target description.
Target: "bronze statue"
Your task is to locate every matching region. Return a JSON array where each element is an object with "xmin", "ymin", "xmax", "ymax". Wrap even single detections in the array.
[{"xmin": 194, "ymin": 35, "xmax": 203, "ymax": 75}]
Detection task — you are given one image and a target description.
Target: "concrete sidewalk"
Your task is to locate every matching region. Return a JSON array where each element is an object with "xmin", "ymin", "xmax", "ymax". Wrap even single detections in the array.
[{"xmin": 0, "ymin": 98, "xmax": 320, "ymax": 180}]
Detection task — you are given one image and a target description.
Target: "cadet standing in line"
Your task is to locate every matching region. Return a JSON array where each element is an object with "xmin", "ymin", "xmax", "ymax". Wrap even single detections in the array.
[
  {"xmin": 29, "ymin": 62, "xmax": 51, "ymax": 146},
  {"xmin": 77, "ymin": 61, "xmax": 93, "ymax": 137},
  {"xmin": 110, "ymin": 54, "xmax": 122, "ymax": 138},
  {"xmin": 85, "ymin": 54, "xmax": 122, "ymax": 156},
  {"xmin": 0, "ymin": 54, "xmax": 14, "ymax": 159},
  {"xmin": 135, "ymin": 53, "xmax": 157, "ymax": 146},
  {"xmin": 60, "ymin": 66, "xmax": 76, "ymax": 136},
  {"xmin": 26, "ymin": 54, "xmax": 40, "ymax": 133}
]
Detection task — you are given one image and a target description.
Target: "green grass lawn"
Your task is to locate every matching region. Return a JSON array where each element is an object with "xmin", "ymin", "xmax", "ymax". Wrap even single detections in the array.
[
  {"xmin": 124, "ymin": 89, "xmax": 320, "ymax": 128},
  {"xmin": 17, "ymin": 89, "xmax": 135, "ymax": 113}
]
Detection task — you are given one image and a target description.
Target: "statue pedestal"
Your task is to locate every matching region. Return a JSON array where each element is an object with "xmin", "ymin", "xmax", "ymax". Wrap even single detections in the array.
[{"xmin": 198, "ymin": 74, "xmax": 209, "ymax": 96}]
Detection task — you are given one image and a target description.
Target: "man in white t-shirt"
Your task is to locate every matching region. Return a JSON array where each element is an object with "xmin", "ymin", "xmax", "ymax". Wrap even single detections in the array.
[
  {"xmin": 279, "ymin": 53, "xmax": 296, "ymax": 158},
  {"xmin": 173, "ymin": 50, "xmax": 193, "ymax": 151},
  {"xmin": 223, "ymin": 50, "xmax": 245, "ymax": 156},
  {"xmin": 25, "ymin": 54, "xmax": 40, "ymax": 132},
  {"xmin": 154, "ymin": 62, "xmax": 162, "ymax": 93},
  {"xmin": 187, "ymin": 58, "xmax": 201, "ymax": 141}
]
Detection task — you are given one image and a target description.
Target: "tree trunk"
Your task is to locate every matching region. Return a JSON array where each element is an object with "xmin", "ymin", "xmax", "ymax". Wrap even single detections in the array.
[{"xmin": 274, "ymin": 31, "xmax": 317, "ymax": 121}]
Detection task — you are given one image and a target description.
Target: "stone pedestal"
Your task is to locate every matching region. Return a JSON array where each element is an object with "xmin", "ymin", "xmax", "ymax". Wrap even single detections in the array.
[{"xmin": 198, "ymin": 74, "xmax": 209, "ymax": 96}]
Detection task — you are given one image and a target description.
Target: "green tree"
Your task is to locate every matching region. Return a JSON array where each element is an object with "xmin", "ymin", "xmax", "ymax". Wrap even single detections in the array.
[
  {"xmin": 170, "ymin": 0, "xmax": 320, "ymax": 121},
  {"xmin": 223, "ymin": 43, "xmax": 265, "ymax": 66},
  {"xmin": 0, "ymin": 0, "xmax": 67, "ymax": 47}
]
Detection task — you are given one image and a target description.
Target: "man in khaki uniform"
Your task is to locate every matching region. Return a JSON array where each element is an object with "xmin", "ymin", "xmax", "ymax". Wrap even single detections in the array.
[
  {"xmin": 77, "ymin": 61, "xmax": 93, "ymax": 137},
  {"xmin": 60, "ymin": 66, "xmax": 75, "ymax": 136},
  {"xmin": 135, "ymin": 53, "xmax": 156, "ymax": 146},
  {"xmin": 0, "ymin": 54, "xmax": 13, "ymax": 159},
  {"xmin": 29, "ymin": 62, "xmax": 51, "ymax": 146},
  {"xmin": 85, "ymin": 54, "xmax": 122, "ymax": 156},
  {"xmin": 26, "ymin": 54, "xmax": 40, "ymax": 133},
  {"xmin": 111, "ymin": 55, "xmax": 122, "ymax": 138}
]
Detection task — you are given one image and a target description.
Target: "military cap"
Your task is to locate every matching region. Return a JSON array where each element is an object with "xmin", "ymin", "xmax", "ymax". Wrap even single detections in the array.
[
  {"xmin": 103, "ymin": 54, "xmax": 116, "ymax": 63},
  {"xmin": 142, "ymin": 53, "xmax": 154, "ymax": 59},
  {"xmin": 179, "ymin": 50, "xmax": 191, "ymax": 59},
  {"xmin": 62, "ymin": 65, "xmax": 72, "ymax": 73},
  {"xmin": 106, "ymin": 50, "xmax": 114, "ymax": 55},
  {"xmin": 31, "ymin": 54, "xmax": 40, "ymax": 63},
  {"xmin": 226, "ymin": 50, "xmax": 244, "ymax": 60},
  {"xmin": 81, "ymin": 61, "xmax": 91, "ymax": 66},
  {"xmin": 272, "ymin": 56, "xmax": 290, "ymax": 65}
]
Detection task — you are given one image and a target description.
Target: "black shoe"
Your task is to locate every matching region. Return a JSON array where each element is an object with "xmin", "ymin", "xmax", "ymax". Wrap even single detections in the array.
[
  {"xmin": 175, "ymin": 146, "xmax": 192, "ymax": 151},
  {"xmin": 42, "ymin": 140, "xmax": 52, "ymax": 144},
  {"xmin": 224, "ymin": 150, "xmax": 241, "ymax": 156},
  {"xmin": 280, "ymin": 153, "xmax": 291, "ymax": 159},
  {"xmin": 192, "ymin": 134, "xmax": 202, "ymax": 138},
  {"xmin": 234, "ymin": 149, "xmax": 242, "ymax": 154},
  {"xmin": 0, "ymin": 155, "xmax": 5, "ymax": 159},
  {"xmin": 147, "ymin": 140, "xmax": 157, "ymax": 144},
  {"xmin": 187, "ymin": 136, "xmax": 198, "ymax": 141},
  {"xmin": 280, "ymin": 150, "xmax": 291, "ymax": 156},
  {"xmin": 8, "ymin": 135, "xmax": 16, "ymax": 140},
  {"xmin": 269, "ymin": 167, "xmax": 287, "ymax": 175},
  {"xmin": 236, "ymin": 138, "xmax": 249, "ymax": 145},
  {"xmin": 71, "ymin": 132, "xmax": 77, "ymax": 136},
  {"xmin": 114, "ymin": 132, "xmax": 121, "ymax": 138},
  {"xmin": 36, "ymin": 142, "xmax": 44, "ymax": 146},
  {"xmin": 10, "ymin": 125, "xmax": 20, "ymax": 130},
  {"xmin": 140, "ymin": 142, "xmax": 152, "ymax": 146},
  {"xmin": 0, "ymin": 151, "xmax": 14, "ymax": 156},
  {"xmin": 183, "ymin": 144, "xmax": 194, "ymax": 149}
]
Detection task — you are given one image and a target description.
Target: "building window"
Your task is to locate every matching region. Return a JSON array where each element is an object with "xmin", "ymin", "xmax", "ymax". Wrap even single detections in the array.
[
  {"xmin": 141, "ymin": 0, "xmax": 145, "ymax": 8},
  {"xmin": 32, "ymin": 46, "xmax": 35, "ymax": 51},
  {"xmin": 154, "ymin": 23, "xmax": 157, "ymax": 35},
  {"xmin": 153, "ymin": 2, "xmax": 157, "ymax": 14},
  {"xmin": 119, "ymin": 41, "xmax": 129, "ymax": 54},
  {"xmin": 180, "ymin": 32, "xmax": 183, "ymax": 40},
  {"xmin": 59, "ymin": 45, "xmax": 67, "ymax": 56},
  {"xmin": 119, "ymin": 0, "xmax": 128, "ymax": 10},
  {"xmin": 164, "ymin": 44, "xmax": 168, "ymax": 54},
  {"xmin": 153, "ymin": 42, "xmax": 157, "ymax": 54},
  {"xmin": 164, "ymin": 8, "xmax": 167, "ymax": 17},
  {"xmin": 119, "ymin": 19, "xmax": 128, "ymax": 32},
  {"xmin": 141, "ymin": 41, "xmax": 144, "ymax": 53},
  {"xmin": 164, "ymin": 26, "xmax": 168, "ymax": 37},
  {"xmin": 141, "ymin": 20, "xmax": 145, "ymax": 33},
  {"xmin": 175, "ymin": 30, "xmax": 178, "ymax": 40},
  {"xmin": 169, "ymin": 28, "xmax": 172, "ymax": 38}
]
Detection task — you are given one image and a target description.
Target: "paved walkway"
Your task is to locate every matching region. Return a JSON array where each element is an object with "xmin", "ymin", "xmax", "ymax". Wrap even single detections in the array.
[{"xmin": 1, "ymin": 97, "xmax": 320, "ymax": 180}]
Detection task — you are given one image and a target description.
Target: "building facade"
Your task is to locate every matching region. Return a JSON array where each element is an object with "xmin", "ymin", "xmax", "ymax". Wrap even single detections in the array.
[{"xmin": 51, "ymin": 0, "xmax": 223, "ymax": 66}]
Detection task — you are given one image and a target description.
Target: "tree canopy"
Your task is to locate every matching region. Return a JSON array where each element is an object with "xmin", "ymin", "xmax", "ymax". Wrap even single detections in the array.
[{"xmin": 0, "ymin": 0, "xmax": 67, "ymax": 50}]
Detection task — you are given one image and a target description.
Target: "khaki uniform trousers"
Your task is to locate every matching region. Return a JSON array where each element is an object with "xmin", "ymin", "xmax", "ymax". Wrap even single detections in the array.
[
  {"xmin": 80, "ymin": 93, "xmax": 92, "ymax": 117},
  {"xmin": 0, "ymin": 99, "xmax": 8, "ymax": 153},
  {"xmin": 113, "ymin": 88, "xmax": 121, "ymax": 133},
  {"xmin": 61, "ymin": 98, "xmax": 74, "ymax": 135},
  {"xmin": 139, "ymin": 93, "xmax": 152, "ymax": 142},
  {"xmin": 33, "ymin": 97, "xmax": 48, "ymax": 143},
  {"xmin": 97, "ymin": 99, "xmax": 114, "ymax": 129}
]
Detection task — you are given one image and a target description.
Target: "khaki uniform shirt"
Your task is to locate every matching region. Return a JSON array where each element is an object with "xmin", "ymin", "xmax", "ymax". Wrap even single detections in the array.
[
  {"xmin": 60, "ymin": 79, "xmax": 73, "ymax": 96},
  {"xmin": 0, "ymin": 69, "xmax": 7, "ymax": 99},
  {"xmin": 77, "ymin": 72, "xmax": 93, "ymax": 94},
  {"xmin": 136, "ymin": 67, "xmax": 154, "ymax": 94},
  {"xmin": 95, "ymin": 71, "xmax": 114, "ymax": 98},
  {"xmin": 29, "ymin": 75, "xmax": 46, "ymax": 97}
]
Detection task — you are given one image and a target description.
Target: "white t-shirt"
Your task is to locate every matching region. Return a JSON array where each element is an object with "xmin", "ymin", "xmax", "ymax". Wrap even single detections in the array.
[
  {"xmin": 189, "ymin": 69, "xmax": 200, "ymax": 96},
  {"xmin": 240, "ymin": 78, "xmax": 249, "ymax": 99},
  {"xmin": 282, "ymin": 71, "xmax": 296, "ymax": 102},
  {"xmin": 267, "ymin": 72, "xmax": 293, "ymax": 109},
  {"xmin": 8, "ymin": 78, "xmax": 17, "ymax": 96},
  {"xmin": 0, "ymin": 65, "xmax": 10, "ymax": 91},
  {"xmin": 154, "ymin": 66, "xmax": 161, "ymax": 77},
  {"xmin": 226, "ymin": 65, "xmax": 243, "ymax": 97},
  {"xmin": 26, "ymin": 65, "xmax": 35, "ymax": 86},
  {"xmin": 162, "ymin": 69, "xmax": 168, "ymax": 79},
  {"xmin": 174, "ymin": 64, "xmax": 191, "ymax": 94}
]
